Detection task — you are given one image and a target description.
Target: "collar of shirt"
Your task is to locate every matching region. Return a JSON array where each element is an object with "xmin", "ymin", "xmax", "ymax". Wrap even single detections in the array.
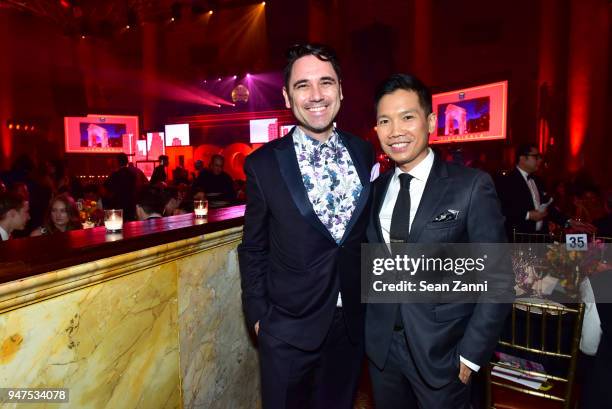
[
  {"xmin": 516, "ymin": 166, "xmax": 531, "ymax": 182},
  {"xmin": 292, "ymin": 126, "xmax": 339, "ymax": 154},
  {"xmin": 379, "ymin": 148, "xmax": 434, "ymax": 242},
  {"xmin": 0, "ymin": 225, "xmax": 9, "ymax": 241},
  {"xmin": 392, "ymin": 147, "xmax": 434, "ymax": 182}
]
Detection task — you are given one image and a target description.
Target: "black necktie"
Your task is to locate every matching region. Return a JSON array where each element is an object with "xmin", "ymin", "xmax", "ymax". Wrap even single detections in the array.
[{"xmin": 390, "ymin": 173, "xmax": 414, "ymax": 243}]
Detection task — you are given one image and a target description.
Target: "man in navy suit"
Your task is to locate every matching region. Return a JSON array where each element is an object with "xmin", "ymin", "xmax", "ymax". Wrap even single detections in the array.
[
  {"xmin": 496, "ymin": 143, "xmax": 593, "ymax": 240},
  {"xmin": 365, "ymin": 74, "xmax": 513, "ymax": 408},
  {"xmin": 238, "ymin": 44, "xmax": 373, "ymax": 409}
]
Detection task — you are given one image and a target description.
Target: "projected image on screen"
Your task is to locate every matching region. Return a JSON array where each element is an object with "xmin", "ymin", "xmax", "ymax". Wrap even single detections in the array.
[
  {"xmin": 250, "ymin": 118, "xmax": 278, "ymax": 143},
  {"xmin": 165, "ymin": 124, "xmax": 190, "ymax": 147},
  {"xmin": 79, "ymin": 123, "xmax": 126, "ymax": 148},
  {"xmin": 436, "ymin": 97, "xmax": 490, "ymax": 136}
]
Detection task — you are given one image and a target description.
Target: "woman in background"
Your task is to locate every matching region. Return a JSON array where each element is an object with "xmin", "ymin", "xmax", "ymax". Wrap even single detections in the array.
[{"xmin": 30, "ymin": 193, "xmax": 82, "ymax": 236}]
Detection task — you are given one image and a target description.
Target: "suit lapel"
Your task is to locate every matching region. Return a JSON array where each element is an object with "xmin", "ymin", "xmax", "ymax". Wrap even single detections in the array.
[
  {"xmin": 338, "ymin": 131, "xmax": 371, "ymax": 244},
  {"xmin": 408, "ymin": 155, "xmax": 450, "ymax": 243},
  {"xmin": 274, "ymin": 130, "xmax": 336, "ymax": 243}
]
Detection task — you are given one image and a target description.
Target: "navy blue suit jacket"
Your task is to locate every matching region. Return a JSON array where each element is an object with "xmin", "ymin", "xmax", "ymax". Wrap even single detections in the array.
[
  {"xmin": 365, "ymin": 154, "xmax": 513, "ymax": 388},
  {"xmin": 238, "ymin": 128, "xmax": 373, "ymax": 351}
]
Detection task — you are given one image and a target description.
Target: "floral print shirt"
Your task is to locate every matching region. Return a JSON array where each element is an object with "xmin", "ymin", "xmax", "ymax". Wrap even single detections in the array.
[{"xmin": 293, "ymin": 126, "xmax": 363, "ymax": 243}]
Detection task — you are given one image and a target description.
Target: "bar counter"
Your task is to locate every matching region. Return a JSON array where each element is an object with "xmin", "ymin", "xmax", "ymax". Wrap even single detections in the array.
[
  {"xmin": 0, "ymin": 205, "xmax": 260, "ymax": 409},
  {"xmin": 0, "ymin": 205, "xmax": 245, "ymax": 284}
]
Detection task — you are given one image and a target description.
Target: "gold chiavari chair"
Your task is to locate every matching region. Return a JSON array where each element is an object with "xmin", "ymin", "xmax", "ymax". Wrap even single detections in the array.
[{"xmin": 485, "ymin": 300, "xmax": 585, "ymax": 409}]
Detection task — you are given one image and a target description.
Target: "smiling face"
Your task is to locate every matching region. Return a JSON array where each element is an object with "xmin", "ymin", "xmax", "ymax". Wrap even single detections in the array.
[
  {"xmin": 376, "ymin": 89, "xmax": 436, "ymax": 172},
  {"xmin": 283, "ymin": 55, "xmax": 343, "ymax": 141}
]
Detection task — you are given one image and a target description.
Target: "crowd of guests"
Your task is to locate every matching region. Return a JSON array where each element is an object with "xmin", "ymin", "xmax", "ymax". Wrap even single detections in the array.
[
  {"xmin": 0, "ymin": 152, "xmax": 244, "ymax": 241},
  {"xmin": 1, "ymin": 145, "xmax": 610, "ymax": 242}
]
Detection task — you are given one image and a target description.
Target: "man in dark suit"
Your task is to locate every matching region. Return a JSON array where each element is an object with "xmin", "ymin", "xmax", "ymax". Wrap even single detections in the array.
[
  {"xmin": 365, "ymin": 74, "xmax": 513, "ymax": 408},
  {"xmin": 104, "ymin": 153, "xmax": 138, "ymax": 221},
  {"xmin": 238, "ymin": 44, "xmax": 373, "ymax": 409},
  {"xmin": 496, "ymin": 144, "xmax": 593, "ymax": 240}
]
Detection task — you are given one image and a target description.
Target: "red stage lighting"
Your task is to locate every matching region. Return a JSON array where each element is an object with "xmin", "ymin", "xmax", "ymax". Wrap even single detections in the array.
[
  {"xmin": 60, "ymin": 0, "xmax": 71, "ymax": 9},
  {"xmin": 8, "ymin": 123, "xmax": 13, "ymax": 129},
  {"xmin": 15, "ymin": 124, "xmax": 20, "ymax": 130}
]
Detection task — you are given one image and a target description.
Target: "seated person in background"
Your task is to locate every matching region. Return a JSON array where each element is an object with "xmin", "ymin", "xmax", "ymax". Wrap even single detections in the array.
[
  {"xmin": 573, "ymin": 185, "xmax": 608, "ymax": 224},
  {"xmin": 234, "ymin": 179, "xmax": 246, "ymax": 202},
  {"xmin": 30, "ymin": 193, "xmax": 82, "ymax": 236},
  {"xmin": 192, "ymin": 160, "xmax": 204, "ymax": 182},
  {"xmin": 136, "ymin": 188, "xmax": 165, "ymax": 221},
  {"xmin": 0, "ymin": 192, "xmax": 30, "ymax": 241},
  {"xmin": 172, "ymin": 165, "xmax": 189, "ymax": 185},
  {"xmin": 194, "ymin": 154, "xmax": 236, "ymax": 203},
  {"xmin": 162, "ymin": 186, "xmax": 182, "ymax": 216}
]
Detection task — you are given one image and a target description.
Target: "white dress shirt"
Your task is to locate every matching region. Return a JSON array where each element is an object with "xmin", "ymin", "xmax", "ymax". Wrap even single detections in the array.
[
  {"xmin": 517, "ymin": 166, "xmax": 543, "ymax": 231},
  {"xmin": 378, "ymin": 148, "xmax": 481, "ymax": 373},
  {"xmin": 379, "ymin": 148, "xmax": 434, "ymax": 243},
  {"xmin": 0, "ymin": 226, "xmax": 8, "ymax": 241}
]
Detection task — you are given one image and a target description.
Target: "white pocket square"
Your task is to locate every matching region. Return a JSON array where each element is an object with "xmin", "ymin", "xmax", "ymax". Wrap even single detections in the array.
[{"xmin": 433, "ymin": 209, "xmax": 459, "ymax": 222}]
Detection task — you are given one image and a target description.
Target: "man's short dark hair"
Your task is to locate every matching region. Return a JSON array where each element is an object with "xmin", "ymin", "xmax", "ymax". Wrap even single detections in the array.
[
  {"xmin": 136, "ymin": 188, "xmax": 165, "ymax": 216},
  {"xmin": 374, "ymin": 73, "xmax": 433, "ymax": 116},
  {"xmin": 117, "ymin": 153, "xmax": 129, "ymax": 167},
  {"xmin": 0, "ymin": 192, "xmax": 25, "ymax": 220},
  {"xmin": 284, "ymin": 43, "xmax": 342, "ymax": 91},
  {"xmin": 515, "ymin": 143, "xmax": 539, "ymax": 164}
]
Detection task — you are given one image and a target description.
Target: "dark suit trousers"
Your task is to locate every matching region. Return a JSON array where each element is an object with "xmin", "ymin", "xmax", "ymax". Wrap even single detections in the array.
[
  {"xmin": 258, "ymin": 308, "xmax": 363, "ymax": 409},
  {"xmin": 369, "ymin": 330, "xmax": 471, "ymax": 409}
]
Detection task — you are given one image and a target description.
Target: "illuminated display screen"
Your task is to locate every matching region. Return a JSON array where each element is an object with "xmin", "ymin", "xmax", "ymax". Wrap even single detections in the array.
[
  {"xmin": 164, "ymin": 124, "xmax": 190, "ymax": 146},
  {"xmin": 64, "ymin": 114, "xmax": 138, "ymax": 154},
  {"xmin": 430, "ymin": 81, "xmax": 507, "ymax": 144}
]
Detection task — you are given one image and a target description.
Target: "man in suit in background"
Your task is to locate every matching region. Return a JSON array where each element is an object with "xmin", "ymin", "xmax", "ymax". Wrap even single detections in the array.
[
  {"xmin": 238, "ymin": 44, "xmax": 373, "ymax": 409},
  {"xmin": 496, "ymin": 143, "xmax": 593, "ymax": 240},
  {"xmin": 104, "ymin": 153, "xmax": 138, "ymax": 221},
  {"xmin": 365, "ymin": 74, "xmax": 513, "ymax": 408}
]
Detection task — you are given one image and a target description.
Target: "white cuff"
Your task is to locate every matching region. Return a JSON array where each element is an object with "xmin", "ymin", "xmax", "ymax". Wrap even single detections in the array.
[
  {"xmin": 525, "ymin": 212, "xmax": 531, "ymax": 221},
  {"xmin": 460, "ymin": 355, "xmax": 480, "ymax": 372}
]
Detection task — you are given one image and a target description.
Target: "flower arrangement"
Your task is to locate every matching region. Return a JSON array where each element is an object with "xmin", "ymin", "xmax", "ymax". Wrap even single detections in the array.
[
  {"xmin": 512, "ymin": 239, "xmax": 607, "ymax": 300},
  {"xmin": 77, "ymin": 199, "xmax": 103, "ymax": 228},
  {"xmin": 543, "ymin": 240, "xmax": 605, "ymax": 298}
]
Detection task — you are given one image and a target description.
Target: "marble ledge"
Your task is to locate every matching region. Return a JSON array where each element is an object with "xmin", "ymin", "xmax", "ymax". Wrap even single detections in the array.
[{"xmin": 0, "ymin": 226, "xmax": 243, "ymax": 315}]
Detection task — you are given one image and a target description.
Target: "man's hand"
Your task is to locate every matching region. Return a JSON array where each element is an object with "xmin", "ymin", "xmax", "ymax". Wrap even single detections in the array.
[
  {"xmin": 458, "ymin": 362, "xmax": 472, "ymax": 385},
  {"xmin": 528, "ymin": 209, "xmax": 548, "ymax": 221},
  {"xmin": 254, "ymin": 321, "xmax": 260, "ymax": 336}
]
